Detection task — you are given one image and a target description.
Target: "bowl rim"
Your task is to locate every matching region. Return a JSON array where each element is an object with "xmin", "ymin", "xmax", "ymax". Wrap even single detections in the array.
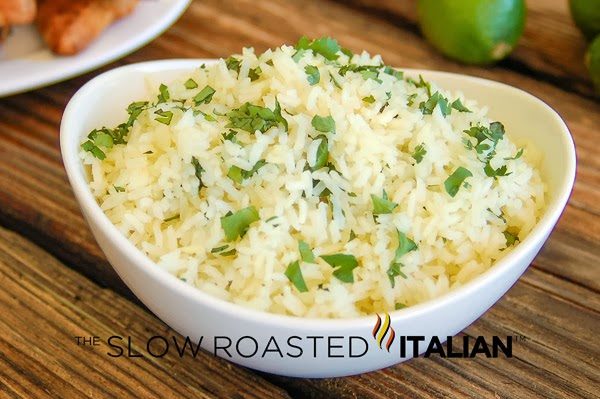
[{"xmin": 60, "ymin": 59, "xmax": 577, "ymax": 330}]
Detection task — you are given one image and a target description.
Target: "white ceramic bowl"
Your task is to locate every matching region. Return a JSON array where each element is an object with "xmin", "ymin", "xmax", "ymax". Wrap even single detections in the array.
[{"xmin": 61, "ymin": 60, "xmax": 576, "ymax": 378}]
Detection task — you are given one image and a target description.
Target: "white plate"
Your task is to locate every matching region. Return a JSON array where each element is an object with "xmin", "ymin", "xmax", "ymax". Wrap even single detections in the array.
[{"xmin": 0, "ymin": 0, "xmax": 190, "ymax": 97}]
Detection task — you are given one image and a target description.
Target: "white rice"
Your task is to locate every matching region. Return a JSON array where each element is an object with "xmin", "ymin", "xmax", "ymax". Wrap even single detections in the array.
[{"xmin": 81, "ymin": 42, "xmax": 545, "ymax": 318}]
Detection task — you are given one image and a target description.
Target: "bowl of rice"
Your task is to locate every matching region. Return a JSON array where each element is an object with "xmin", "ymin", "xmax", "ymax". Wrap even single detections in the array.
[{"xmin": 61, "ymin": 38, "xmax": 575, "ymax": 377}]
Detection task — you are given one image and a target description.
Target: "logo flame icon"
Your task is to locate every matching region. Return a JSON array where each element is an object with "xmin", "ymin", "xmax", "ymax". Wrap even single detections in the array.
[{"xmin": 372, "ymin": 313, "xmax": 395, "ymax": 352}]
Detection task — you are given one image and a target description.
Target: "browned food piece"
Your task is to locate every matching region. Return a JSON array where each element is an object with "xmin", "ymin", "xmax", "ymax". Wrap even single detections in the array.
[
  {"xmin": 36, "ymin": 0, "xmax": 139, "ymax": 55},
  {"xmin": 0, "ymin": 0, "xmax": 36, "ymax": 24}
]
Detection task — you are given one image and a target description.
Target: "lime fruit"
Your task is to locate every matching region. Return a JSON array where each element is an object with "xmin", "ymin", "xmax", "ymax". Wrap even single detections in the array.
[
  {"xmin": 586, "ymin": 35, "xmax": 600, "ymax": 92},
  {"xmin": 417, "ymin": 0, "xmax": 526, "ymax": 65},
  {"xmin": 570, "ymin": 0, "xmax": 600, "ymax": 40}
]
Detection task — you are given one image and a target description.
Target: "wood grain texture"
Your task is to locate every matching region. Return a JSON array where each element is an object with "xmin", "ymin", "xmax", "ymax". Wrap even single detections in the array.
[
  {"xmin": 0, "ymin": 0, "xmax": 599, "ymax": 398},
  {"xmin": 0, "ymin": 227, "xmax": 291, "ymax": 399}
]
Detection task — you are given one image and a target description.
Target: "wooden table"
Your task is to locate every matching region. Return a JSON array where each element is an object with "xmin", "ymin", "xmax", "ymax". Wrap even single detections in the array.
[{"xmin": 1, "ymin": 0, "xmax": 598, "ymax": 397}]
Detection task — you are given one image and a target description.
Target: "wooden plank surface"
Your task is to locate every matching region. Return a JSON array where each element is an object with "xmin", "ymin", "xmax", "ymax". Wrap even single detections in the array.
[
  {"xmin": 0, "ymin": 227, "xmax": 292, "ymax": 399},
  {"xmin": 0, "ymin": 0, "xmax": 598, "ymax": 398}
]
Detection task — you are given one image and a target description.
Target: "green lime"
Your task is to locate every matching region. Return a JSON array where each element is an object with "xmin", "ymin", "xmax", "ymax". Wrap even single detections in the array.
[
  {"xmin": 586, "ymin": 35, "xmax": 600, "ymax": 92},
  {"xmin": 570, "ymin": 0, "xmax": 600, "ymax": 40},
  {"xmin": 417, "ymin": 0, "xmax": 526, "ymax": 65}
]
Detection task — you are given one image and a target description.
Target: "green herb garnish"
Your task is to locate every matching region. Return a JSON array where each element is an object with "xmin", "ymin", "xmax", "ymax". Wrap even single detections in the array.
[
  {"xmin": 184, "ymin": 78, "xmax": 198, "ymax": 89},
  {"xmin": 285, "ymin": 260, "xmax": 309, "ymax": 292},
  {"xmin": 503, "ymin": 230, "xmax": 519, "ymax": 246},
  {"xmin": 419, "ymin": 91, "xmax": 451, "ymax": 116},
  {"xmin": 407, "ymin": 75, "xmax": 431, "ymax": 96},
  {"xmin": 191, "ymin": 156, "xmax": 204, "ymax": 192},
  {"xmin": 339, "ymin": 64, "xmax": 383, "ymax": 83},
  {"xmin": 157, "ymin": 83, "xmax": 170, "ymax": 103},
  {"xmin": 311, "ymin": 115, "xmax": 335, "ymax": 133},
  {"xmin": 371, "ymin": 190, "xmax": 398, "ymax": 215},
  {"xmin": 362, "ymin": 95, "xmax": 376, "ymax": 104},
  {"xmin": 211, "ymin": 245, "xmax": 229, "ymax": 253},
  {"xmin": 395, "ymin": 303, "xmax": 407, "ymax": 310},
  {"xmin": 304, "ymin": 65, "xmax": 320, "ymax": 85},
  {"xmin": 220, "ymin": 206, "xmax": 260, "ymax": 241},
  {"xmin": 295, "ymin": 36, "xmax": 341, "ymax": 61},
  {"xmin": 154, "ymin": 109, "xmax": 174, "ymax": 125},
  {"xmin": 163, "ymin": 214, "xmax": 180, "ymax": 223},
  {"xmin": 225, "ymin": 56, "xmax": 241, "ymax": 73},
  {"xmin": 311, "ymin": 135, "xmax": 329, "ymax": 171},
  {"xmin": 383, "ymin": 66, "xmax": 403, "ymax": 80},
  {"xmin": 451, "ymin": 98, "xmax": 471, "ymax": 112},
  {"xmin": 504, "ymin": 148, "xmax": 524, "ymax": 160},
  {"xmin": 227, "ymin": 159, "xmax": 267, "ymax": 184},
  {"xmin": 484, "ymin": 161, "xmax": 511, "ymax": 179},
  {"xmin": 406, "ymin": 93, "xmax": 418, "ymax": 106},
  {"xmin": 248, "ymin": 66, "xmax": 262, "ymax": 81},
  {"xmin": 226, "ymin": 102, "xmax": 287, "ymax": 134},
  {"xmin": 194, "ymin": 85, "xmax": 216, "ymax": 105},
  {"xmin": 412, "ymin": 143, "xmax": 427, "ymax": 164},
  {"xmin": 444, "ymin": 166, "xmax": 473, "ymax": 197},
  {"xmin": 321, "ymin": 253, "xmax": 359, "ymax": 283},
  {"xmin": 298, "ymin": 240, "xmax": 316, "ymax": 263},
  {"xmin": 113, "ymin": 185, "xmax": 125, "ymax": 192},
  {"xmin": 387, "ymin": 230, "xmax": 418, "ymax": 287}
]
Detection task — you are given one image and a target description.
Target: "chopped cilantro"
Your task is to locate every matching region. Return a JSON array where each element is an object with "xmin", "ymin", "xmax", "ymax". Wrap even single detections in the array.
[
  {"xmin": 311, "ymin": 135, "xmax": 329, "ymax": 171},
  {"xmin": 383, "ymin": 66, "xmax": 403, "ymax": 79},
  {"xmin": 412, "ymin": 143, "xmax": 427, "ymax": 164},
  {"xmin": 387, "ymin": 262, "xmax": 406, "ymax": 287},
  {"xmin": 419, "ymin": 91, "xmax": 451, "ymax": 116},
  {"xmin": 395, "ymin": 303, "xmax": 407, "ymax": 310},
  {"xmin": 503, "ymin": 230, "xmax": 519, "ymax": 246},
  {"xmin": 157, "ymin": 83, "xmax": 170, "ymax": 103},
  {"xmin": 298, "ymin": 240, "xmax": 316, "ymax": 263},
  {"xmin": 295, "ymin": 36, "xmax": 341, "ymax": 61},
  {"xmin": 194, "ymin": 85, "xmax": 216, "ymax": 105},
  {"xmin": 248, "ymin": 66, "xmax": 262, "ymax": 81},
  {"xmin": 220, "ymin": 206, "xmax": 260, "ymax": 241},
  {"xmin": 329, "ymin": 73, "xmax": 342, "ymax": 89},
  {"xmin": 451, "ymin": 98, "xmax": 471, "ymax": 112},
  {"xmin": 184, "ymin": 78, "xmax": 198, "ymax": 89},
  {"xmin": 154, "ymin": 109, "xmax": 173, "ymax": 125},
  {"xmin": 273, "ymin": 99, "xmax": 289, "ymax": 132},
  {"xmin": 349, "ymin": 230, "xmax": 357, "ymax": 241},
  {"xmin": 311, "ymin": 115, "xmax": 335, "ymax": 133},
  {"xmin": 225, "ymin": 56, "xmax": 241, "ymax": 73},
  {"xmin": 406, "ymin": 93, "xmax": 418, "ymax": 106},
  {"xmin": 387, "ymin": 230, "xmax": 418, "ymax": 287},
  {"xmin": 227, "ymin": 160, "xmax": 267, "ymax": 183},
  {"xmin": 191, "ymin": 156, "xmax": 204, "ymax": 192},
  {"xmin": 81, "ymin": 140, "xmax": 106, "ymax": 160},
  {"xmin": 163, "ymin": 214, "xmax": 180, "ymax": 223},
  {"xmin": 444, "ymin": 166, "xmax": 473, "ymax": 197},
  {"xmin": 222, "ymin": 129, "xmax": 239, "ymax": 143},
  {"xmin": 463, "ymin": 122, "xmax": 506, "ymax": 162},
  {"xmin": 504, "ymin": 148, "xmax": 524, "ymax": 160},
  {"xmin": 211, "ymin": 245, "xmax": 229, "ymax": 253},
  {"xmin": 362, "ymin": 95, "xmax": 376, "ymax": 104},
  {"xmin": 484, "ymin": 161, "xmax": 511, "ymax": 179},
  {"xmin": 304, "ymin": 65, "xmax": 320, "ymax": 85},
  {"xmin": 407, "ymin": 75, "xmax": 431, "ymax": 96},
  {"xmin": 339, "ymin": 64, "xmax": 382, "ymax": 83},
  {"xmin": 113, "ymin": 185, "xmax": 125, "ymax": 192},
  {"xmin": 371, "ymin": 190, "xmax": 398, "ymax": 215},
  {"xmin": 226, "ymin": 102, "xmax": 286, "ymax": 133},
  {"xmin": 321, "ymin": 253, "xmax": 359, "ymax": 283},
  {"xmin": 285, "ymin": 260, "xmax": 308, "ymax": 292}
]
